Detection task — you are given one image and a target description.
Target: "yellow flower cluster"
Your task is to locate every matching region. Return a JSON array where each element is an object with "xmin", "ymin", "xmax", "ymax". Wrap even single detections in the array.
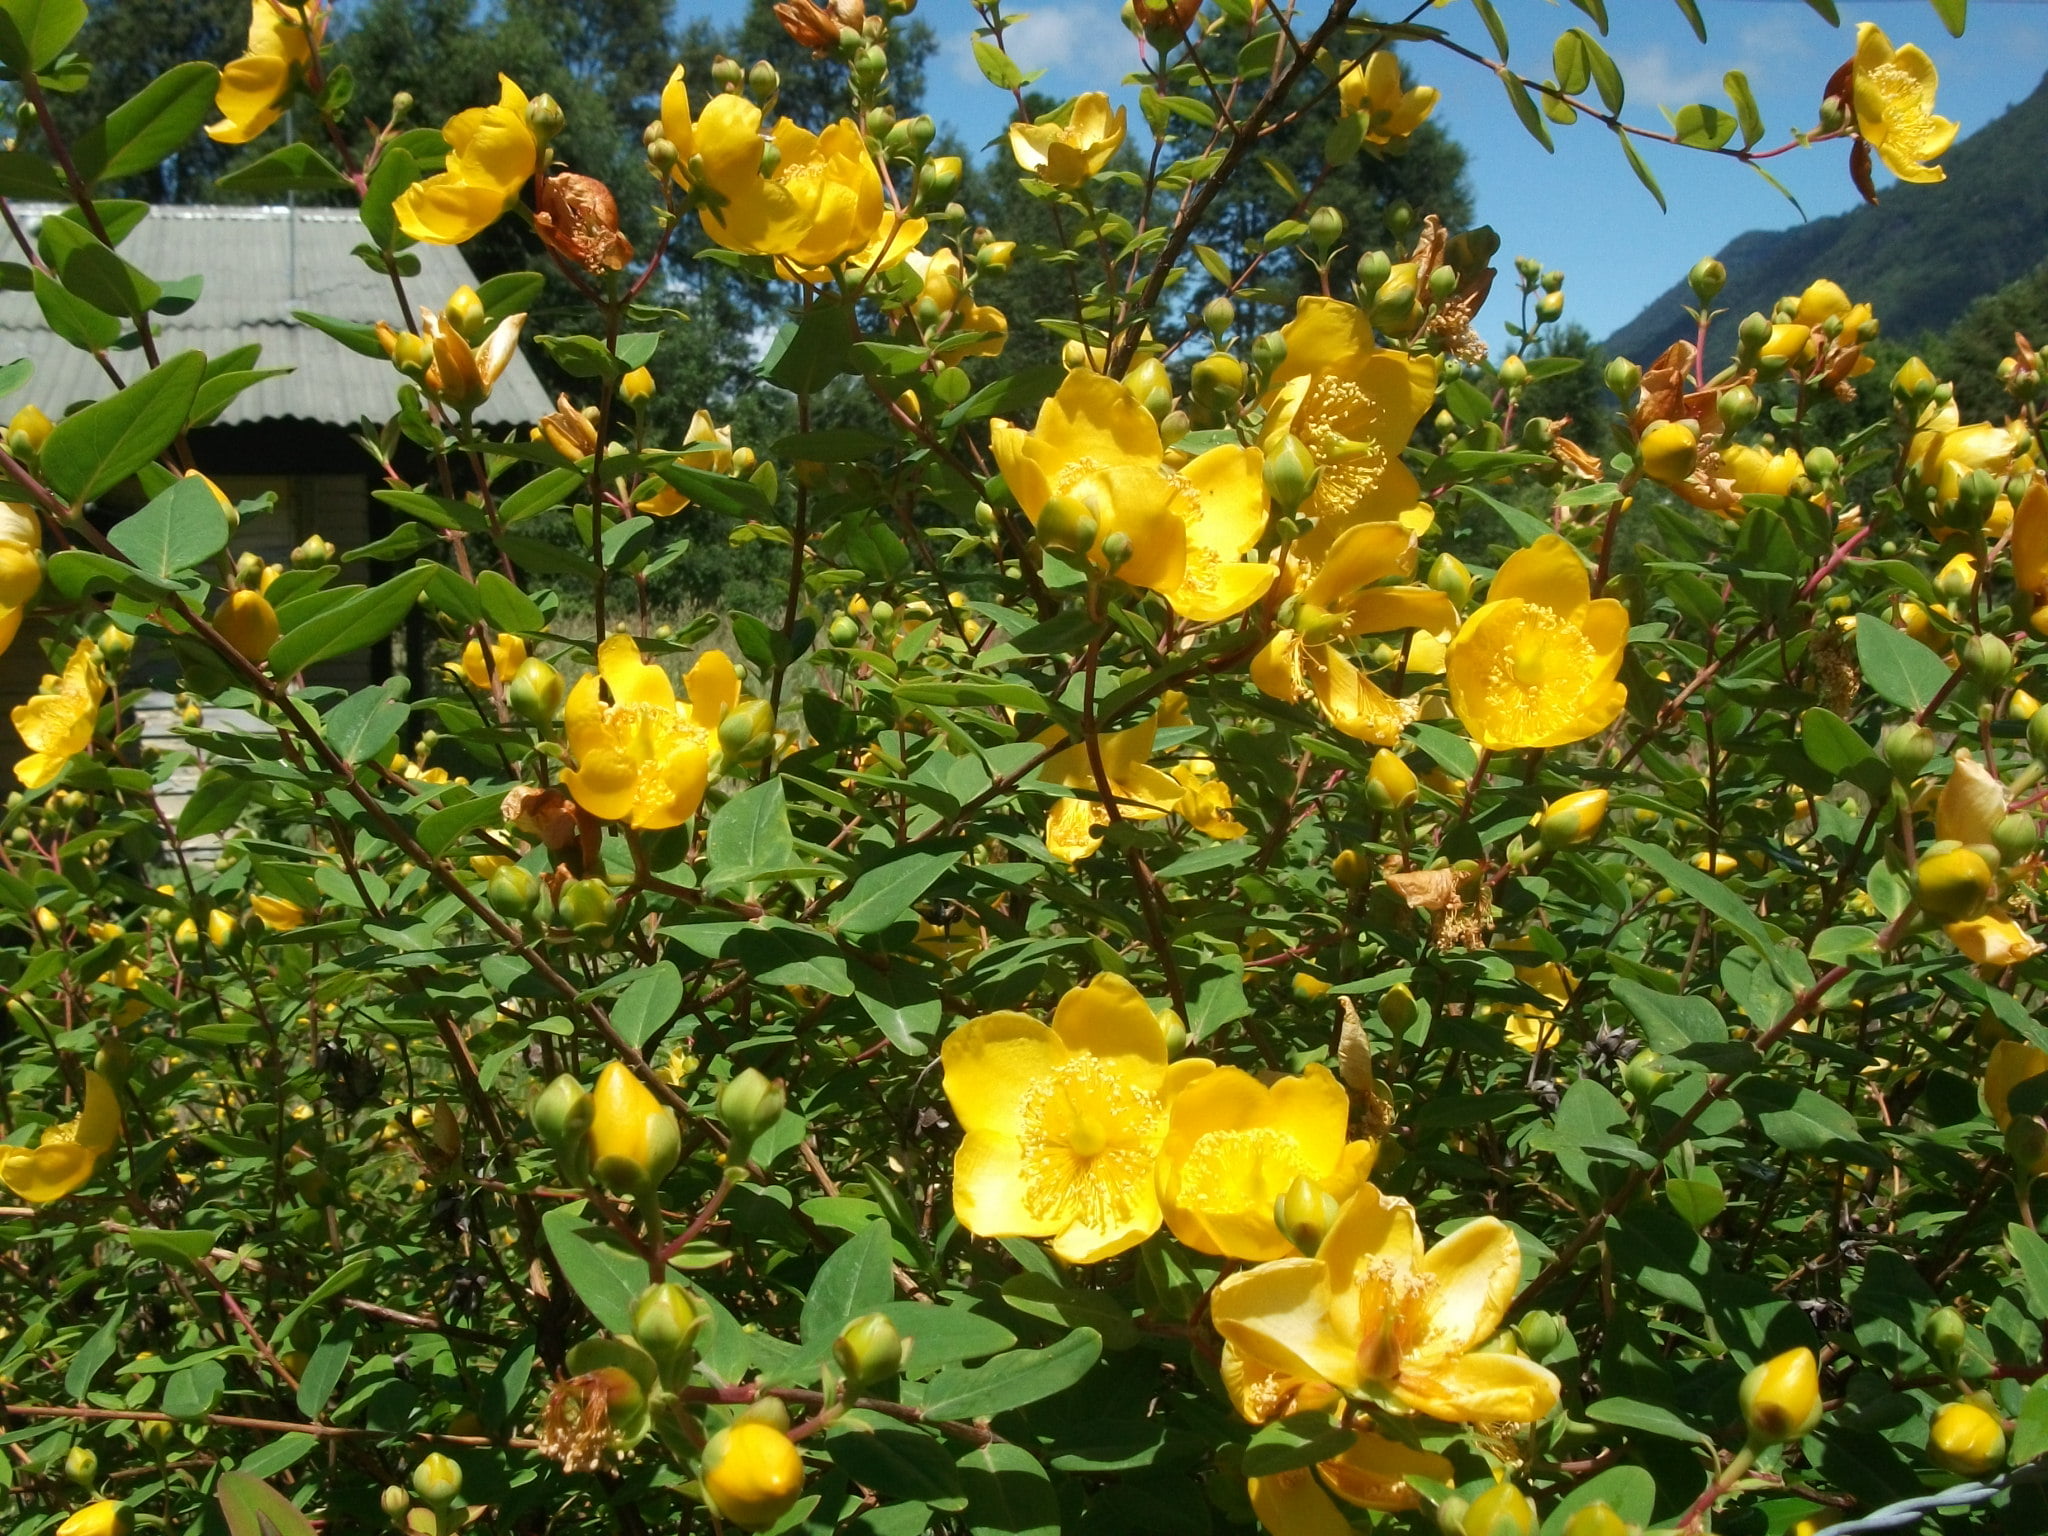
[
  {"xmin": 561, "ymin": 635, "xmax": 750, "ymax": 830},
  {"xmin": 1035, "ymin": 700, "xmax": 1248, "ymax": 863}
]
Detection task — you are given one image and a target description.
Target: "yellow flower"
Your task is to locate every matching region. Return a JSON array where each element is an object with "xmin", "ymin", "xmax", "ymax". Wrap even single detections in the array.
[
  {"xmin": 663, "ymin": 68, "xmax": 922, "ymax": 275},
  {"xmin": 0, "ymin": 1069, "xmax": 120, "ymax": 1204},
  {"xmin": 940, "ymin": 972, "xmax": 1193, "ymax": 1263},
  {"xmin": 1008, "ymin": 92, "xmax": 1126, "ymax": 186},
  {"xmin": 1211, "ymin": 1182, "xmax": 1562, "ymax": 1422},
  {"xmin": 212, "ymin": 589, "xmax": 280, "ymax": 664},
  {"xmin": 393, "ymin": 76, "xmax": 539, "ymax": 245},
  {"xmin": 1985, "ymin": 1040, "xmax": 2048, "ymax": 1130},
  {"xmin": 1722, "ymin": 442, "xmax": 1803, "ymax": 499},
  {"xmin": 992, "ymin": 369, "xmax": 1188, "ymax": 599},
  {"xmin": 900, "ymin": 249, "xmax": 1007, "ymax": 356},
  {"xmin": 13, "ymin": 640, "xmax": 105, "ymax": 790},
  {"xmin": 424, "ymin": 307, "xmax": 527, "ymax": 414},
  {"xmin": 702, "ymin": 1421, "xmax": 805, "ymax": 1532},
  {"xmin": 1037, "ymin": 713, "xmax": 1185, "ymax": 864},
  {"xmin": 1222, "ymin": 1346, "xmax": 1453, "ymax": 1517},
  {"xmin": 1158, "ymin": 444, "xmax": 1278, "ymax": 622},
  {"xmin": 461, "ymin": 632, "xmax": 527, "ymax": 689},
  {"xmin": 1252, "ymin": 521, "xmax": 1456, "ymax": 747},
  {"xmin": 1157, "ymin": 1062, "xmax": 1374, "ymax": 1261},
  {"xmin": 250, "ymin": 894, "xmax": 311, "ymax": 931},
  {"xmin": 1503, "ymin": 957, "xmax": 1571, "ymax": 1054},
  {"xmin": 1259, "ymin": 298, "xmax": 1440, "ymax": 554},
  {"xmin": 1936, "ymin": 752, "xmax": 2006, "ymax": 847},
  {"xmin": 586, "ymin": 1061, "xmax": 681, "ymax": 1192},
  {"xmin": 1338, "ymin": 52, "xmax": 1439, "ymax": 145},
  {"xmin": 0, "ymin": 500, "xmax": 43, "ymax": 657},
  {"xmin": 1911, "ymin": 406, "xmax": 2015, "ymax": 503},
  {"xmin": 1446, "ymin": 535, "xmax": 1628, "ymax": 752},
  {"xmin": 1852, "ymin": 22, "xmax": 1958, "ymax": 185},
  {"xmin": 56, "ymin": 1501, "xmax": 133, "ymax": 1536},
  {"xmin": 640, "ymin": 411, "xmax": 737, "ymax": 517},
  {"xmin": 207, "ymin": 0, "xmax": 325, "ymax": 145},
  {"xmin": 1170, "ymin": 757, "xmax": 1248, "ymax": 840},
  {"xmin": 562, "ymin": 635, "xmax": 743, "ymax": 829},
  {"xmin": 1741, "ymin": 1346, "xmax": 1822, "ymax": 1443}
]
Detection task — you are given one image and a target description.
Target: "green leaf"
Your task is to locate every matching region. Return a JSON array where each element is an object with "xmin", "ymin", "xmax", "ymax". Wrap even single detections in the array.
[
  {"xmin": 1724, "ymin": 70, "xmax": 1765, "ymax": 147},
  {"xmin": 1568, "ymin": 0, "xmax": 1609, "ymax": 32},
  {"xmin": 836, "ymin": 851, "xmax": 962, "ymax": 937},
  {"xmin": 761, "ymin": 298, "xmax": 853, "ymax": 393},
  {"xmin": 0, "ymin": 148, "xmax": 63, "ymax": 198},
  {"xmin": 2010, "ymin": 1381, "xmax": 2048, "ymax": 1466},
  {"xmin": 827, "ymin": 1414, "xmax": 966, "ymax": 1509},
  {"xmin": 542, "ymin": 1203, "xmax": 651, "ymax": 1334},
  {"xmin": 957, "ymin": 1443, "xmax": 1059, "ymax": 1536},
  {"xmin": 1855, "ymin": 618, "xmax": 1951, "ymax": 713},
  {"xmin": 2010, "ymin": 1223, "xmax": 2048, "ymax": 1319},
  {"xmin": 1470, "ymin": 0, "xmax": 1509, "ymax": 58},
  {"xmin": 1672, "ymin": 103, "xmax": 1736, "ymax": 150},
  {"xmin": 650, "ymin": 460, "xmax": 772, "ymax": 520},
  {"xmin": 215, "ymin": 141, "xmax": 353, "ymax": 196},
  {"xmin": 163, "ymin": 1357, "xmax": 227, "ymax": 1420},
  {"xmin": 0, "ymin": 0, "xmax": 86, "ymax": 73},
  {"xmin": 999, "ymin": 1271, "xmax": 1139, "ymax": 1351},
  {"xmin": 477, "ymin": 568, "xmax": 545, "ymax": 632},
  {"xmin": 1608, "ymin": 978, "xmax": 1728, "ymax": 1052},
  {"xmin": 178, "ymin": 771, "xmax": 255, "ymax": 839},
  {"xmin": 971, "ymin": 37, "xmax": 1024, "ymax": 89},
  {"xmin": 33, "ymin": 266, "xmax": 120, "ymax": 353},
  {"xmin": 217, "ymin": 1471, "xmax": 318, "ymax": 1536},
  {"xmin": 1552, "ymin": 31, "xmax": 1591, "ymax": 94},
  {"xmin": 499, "ymin": 465, "xmax": 582, "ymax": 526},
  {"xmin": 1800, "ymin": 0, "xmax": 1840, "ymax": 21},
  {"xmin": 43, "ymin": 218, "xmax": 161, "ymax": 317},
  {"xmin": 704, "ymin": 777, "xmax": 796, "ymax": 889},
  {"xmin": 73, "ymin": 61, "xmax": 220, "ymax": 185},
  {"xmin": 1670, "ymin": 0, "xmax": 1707, "ymax": 43},
  {"xmin": 321, "ymin": 678, "xmax": 411, "ymax": 766},
  {"xmin": 42, "ymin": 349, "xmax": 205, "ymax": 504},
  {"xmin": 853, "ymin": 961, "xmax": 942, "ymax": 1055},
  {"xmin": 1621, "ymin": 839, "xmax": 1800, "ymax": 984},
  {"xmin": 1752, "ymin": 1085, "xmax": 1865, "ymax": 1156},
  {"xmin": 267, "ymin": 565, "xmax": 437, "ymax": 679},
  {"xmin": 45, "ymin": 548, "xmax": 174, "ymax": 602},
  {"xmin": 125, "ymin": 1226, "xmax": 221, "ymax": 1267},
  {"xmin": 613, "ymin": 962, "xmax": 683, "ymax": 1050},
  {"xmin": 1799, "ymin": 707, "xmax": 1878, "ymax": 777},
  {"xmin": 294, "ymin": 1331, "xmax": 351, "ymax": 1418},
  {"xmin": 1541, "ymin": 1466, "xmax": 1655, "ymax": 1533},
  {"xmin": 1927, "ymin": 0, "xmax": 1966, "ymax": 39},
  {"xmin": 1499, "ymin": 70, "xmax": 1555, "ymax": 152},
  {"xmin": 293, "ymin": 307, "xmax": 386, "ymax": 360},
  {"xmin": 416, "ymin": 793, "xmax": 504, "ymax": 857},
  {"xmin": 1617, "ymin": 131, "xmax": 1665, "ymax": 210},
  {"xmin": 800, "ymin": 1219, "xmax": 894, "ymax": 1344},
  {"xmin": 919, "ymin": 1329, "xmax": 1102, "ymax": 1419},
  {"xmin": 108, "ymin": 470, "xmax": 228, "ymax": 579},
  {"xmin": 65, "ymin": 1303, "xmax": 126, "ymax": 1400},
  {"xmin": 1243, "ymin": 1414, "xmax": 1357, "ymax": 1476},
  {"xmin": 1586, "ymin": 1395, "xmax": 1713, "ymax": 1446}
]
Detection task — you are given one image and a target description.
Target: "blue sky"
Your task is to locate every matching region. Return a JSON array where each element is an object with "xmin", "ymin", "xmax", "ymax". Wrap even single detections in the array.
[{"xmin": 679, "ymin": 0, "xmax": 2048, "ymax": 343}]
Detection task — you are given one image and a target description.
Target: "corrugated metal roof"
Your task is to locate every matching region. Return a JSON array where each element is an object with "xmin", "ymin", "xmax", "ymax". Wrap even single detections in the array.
[{"xmin": 0, "ymin": 204, "xmax": 553, "ymax": 427}]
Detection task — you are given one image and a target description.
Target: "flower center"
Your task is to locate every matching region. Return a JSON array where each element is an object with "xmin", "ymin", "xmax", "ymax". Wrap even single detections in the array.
[
  {"xmin": 1351, "ymin": 1257, "xmax": 1435, "ymax": 1386},
  {"xmin": 1015, "ymin": 1057, "xmax": 1163, "ymax": 1228},
  {"xmin": 1175, "ymin": 1127, "xmax": 1312, "ymax": 1214},
  {"xmin": 1480, "ymin": 602, "xmax": 1599, "ymax": 737}
]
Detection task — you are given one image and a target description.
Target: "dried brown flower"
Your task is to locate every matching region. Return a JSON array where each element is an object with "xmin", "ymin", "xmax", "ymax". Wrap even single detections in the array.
[{"xmin": 535, "ymin": 173, "xmax": 635, "ymax": 274}]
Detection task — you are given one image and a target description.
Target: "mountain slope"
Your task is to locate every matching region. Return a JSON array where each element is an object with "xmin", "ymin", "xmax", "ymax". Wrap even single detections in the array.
[{"xmin": 1605, "ymin": 70, "xmax": 2048, "ymax": 363}]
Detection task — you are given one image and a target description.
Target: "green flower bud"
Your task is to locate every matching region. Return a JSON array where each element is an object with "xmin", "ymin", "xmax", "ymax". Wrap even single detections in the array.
[
  {"xmin": 1036, "ymin": 493, "xmax": 1099, "ymax": 555},
  {"xmin": 508, "ymin": 657, "xmax": 566, "ymax": 726},
  {"xmin": 412, "ymin": 1451, "xmax": 463, "ymax": 1510},
  {"xmin": 1687, "ymin": 257, "xmax": 1726, "ymax": 305},
  {"xmin": 1916, "ymin": 847, "xmax": 1994, "ymax": 920},
  {"xmin": 64, "ymin": 1444, "xmax": 98, "ymax": 1490},
  {"xmin": 1921, "ymin": 1305, "xmax": 1968, "ymax": 1367},
  {"xmin": 1535, "ymin": 291, "xmax": 1565, "ymax": 323},
  {"xmin": 1994, "ymin": 812, "xmax": 2039, "ymax": 866},
  {"xmin": 1355, "ymin": 249, "xmax": 1393, "ymax": 296},
  {"xmin": 1957, "ymin": 467, "xmax": 2001, "ymax": 524},
  {"xmin": 1603, "ymin": 357, "xmax": 1640, "ymax": 400},
  {"xmin": 1378, "ymin": 983, "xmax": 1417, "ymax": 1032},
  {"xmin": 1307, "ymin": 205, "xmax": 1345, "ymax": 249},
  {"xmin": 718, "ymin": 1068, "xmax": 786, "ymax": 1144},
  {"xmin": 1561, "ymin": 1501, "xmax": 1630, "ymax": 1536},
  {"xmin": 1436, "ymin": 1496, "xmax": 1471, "ymax": 1536},
  {"xmin": 1514, "ymin": 1310, "xmax": 1562, "ymax": 1360},
  {"xmin": 1428, "ymin": 262, "xmax": 1459, "ymax": 301},
  {"xmin": 1881, "ymin": 722, "xmax": 1937, "ymax": 781},
  {"xmin": 1099, "ymin": 531, "xmax": 1134, "ymax": 571},
  {"xmin": 1427, "ymin": 553, "xmax": 1472, "ymax": 607},
  {"xmin": 1250, "ymin": 330, "xmax": 1287, "ymax": 378},
  {"xmin": 487, "ymin": 863, "xmax": 541, "ymax": 921},
  {"xmin": 1190, "ymin": 351, "xmax": 1245, "ymax": 409},
  {"xmin": 138, "ymin": 1419, "xmax": 173, "ymax": 1451},
  {"xmin": 1274, "ymin": 1173, "xmax": 1340, "ymax": 1256},
  {"xmin": 1803, "ymin": 446, "xmax": 1839, "ymax": 483},
  {"xmin": 1497, "ymin": 354, "xmax": 1529, "ymax": 390},
  {"xmin": 833, "ymin": 1311, "xmax": 905, "ymax": 1385},
  {"xmin": 1158, "ymin": 1007, "xmax": 1188, "ymax": 1058},
  {"xmin": 1537, "ymin": 788, "xmax": 1610, "ymax": 851},
  {"xmin": 1264, "ymin": 433, "xmax": 1318, "ymax": 514},
  {"xmin": 1202, "ymin": 295, "xmax": 1236, "ymax": 339},
  {"xmin": 1125, "ymin": 356, "xmax": 1174, "ymax": 420},
  {"xmin": 380, "ymin": 1484, "xmax": 412, "ymax": 1522},
  {"xmin": 558, "ymin": 877, "xmax": 618, "ymax": 940},
  {"xmin": 632, "ymin": 1281, "xmax": 705, "ymax": 1364},
  {"xmin": 531, "ymin": 1073, "xmax": 593, "ymax": 1151},
  {"xmin": 1717, "ymin": 384, "xmax": 1760, "ymax": 433},
  {"xmin": 525, "ymin": 94, "xmax": 565, "ymax": 143},
  {"xmin": 1737, "ymin": 311, "xmax": 1773, "ymax": 358},
  {"xmin": 718, "ymin": 698, "xmax": 777, "ymax": 764},
  {"xmin": 1622, "ymin": 1048, "xmax": 1676, "ymax": 1102},
  {"xmin": 2029, "ymin": 707, "xmax": 2048, "ymax": 764}
]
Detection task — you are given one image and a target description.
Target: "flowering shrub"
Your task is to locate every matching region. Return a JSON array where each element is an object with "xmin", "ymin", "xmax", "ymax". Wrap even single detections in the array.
[{"xmin": 2, "ymin": 2, "xmax": 2045, "ymax": 1534}]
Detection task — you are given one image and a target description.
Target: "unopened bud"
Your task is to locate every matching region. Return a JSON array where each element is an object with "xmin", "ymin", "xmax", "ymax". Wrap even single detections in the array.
[
  {"xmin": 411, "ymin": 1452, "xmax": 463, "ymax": 1510},
  {"xmin": 1307, "ymin": 205, "xmax": 1344, "ymax": 249},
  {"xmin": 1365, "ymin": 749, "xmax": 1417, "ymax": 812},
  {"xmin": 64, "ymin": 1445, "xmax": 98, "ymax": 1490},
  {"xmin": 1737, "ymin": 311, "xmax": 1773, "ymax": 359},
  {"xmin": 1561, "ymin": 1502, "xmax": 1630, "ymax": 1536},
  {"xmin": 1994, "ymin": 812, "xmax": 2038, "ymax": 866},
  {"xmin": 1929, "ymin": 1399, "xmax": 2007, "ymax": 1476},
  {"xmin": 509, "ymin": 656, "xmax": 566, "ymax": 726},
  {"xmin": 748, "ymin": 59, "xmax": 780, "ymax": 101},
  {"xmin": 1125, "ymin": 356, "xmax": 1173, "ymax": 420},
  {"xmin": 2009, "ymin": 1115, "xmax": 2048, "ymax": 1177},
  {"xmin": 632, "ymin": 1281, "xmax": 705, "ymax": 1363},
  {"xmin": 1881, "ymin": 722, "xmax": 1937, "ymax": 781},
  {"xmin": 444, "ymin": 285, "xmax": 487, "ymax": 344},
  {"xmin": 1250, "ymin": 330, "xmax": 1287, "ymax": 378},
  {"xmin": 1916, "ymin": 847, "xmax": 1993, "ymax": 919},
  {"xmin": 1332, "ymin": 848, "xmax": 1369, "ymax": 890},
  {"xmin": 558, "ymin": 876, "xmax": 617, "ymax": 939},
  {"xmin": 531, "ymin": 1073, "xmax": 593, "ymax": 1150},
  {"xmin": 1962, "ymin": 633, "xmax": 2013, "ymax": 692},
  {"xmin": 380, "ymin": 1484, "xmax": 412, "ymax": 1521},
  {"xmin": 1536, "ymin": 788, "xmax": 1610, "ymax": 850},
  {"xmin": 1264, "ymin": 433, "xmax": 1317, "ymax": 513},
  {"xmin": 1202, "ymin": 295, "xmax": 1236, "ymax": 338},
  {"xmin": 1379, "ymin": 983, "xmax": 1417, "ymax": 1032},
  {"xmin": 620, "ymin": 366, "xmax": 656, "ymax": 407},
  {"xmin": 1739, "ymin": 1347, "xmax": 1823, "ymax": 1445},
  {"xmin": 1921, "ymin": 1306, "xmax": 1968, "ymax": 1367},
  {"xmin": 718, "ymin": 1067, "xmax": 786, "ymax": 1144},
  {"xmin": 1717, "ymin": 384, "xmax": 1759, "ymax": 433},
  {"xmin": 1463, "ymin": 1482, "xmax": 1538, "ymax": 1536},
  {"xmin": 524, "ymin": 94, "xmax": 565, "ymax": 143},
  {"xmin": 1603, "ymin": 357, "xmax": 1640, "ymax": 400},
  {"xmin": 1622, "ymin": 1048, "xmax": 1675, "ymax": 1102},
  {"xmin": 1274, "ymin": 1174, "xmax": 1340, "ymax": 1255},
  {"xmin": 1497, "ymin": 354, "xmax": 1529, "ymax": 390},
  {"xmin": 1036, "ymin": 493, "xmax": 1098, "ymax": 556},
  {"xmin": 1513, "ymin": 1310, "xmax": 1562, "ymax": 1360},
  {"xmin": 718, "ymin": 698, "xmax": 777, "ymax": 763},
  {"xmin": 833, "ymin": 1311, "xmax": 904, "ymax": 1385},
  {"xmin": 1190, "ymin": 351, "xmax": 1245, "ymax": 409},
  {"xmin": 1687, "ymin": 257, "xmax": 1726, "ymax": 306},
  {"xmin": 487, "ymin": 863, "xmax": 541, "ymax": 920}
]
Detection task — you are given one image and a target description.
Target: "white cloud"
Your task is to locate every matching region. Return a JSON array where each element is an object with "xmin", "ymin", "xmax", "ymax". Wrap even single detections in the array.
[{"xmin": 944, "ymin": 2, "xmax": 1138, "ymax": 89}]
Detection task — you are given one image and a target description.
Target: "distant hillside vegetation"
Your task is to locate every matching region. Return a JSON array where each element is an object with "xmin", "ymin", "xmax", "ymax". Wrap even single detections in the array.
[{"xmin": 1605, "ymin": 70, "xmax": 2048, "ymax": 364}]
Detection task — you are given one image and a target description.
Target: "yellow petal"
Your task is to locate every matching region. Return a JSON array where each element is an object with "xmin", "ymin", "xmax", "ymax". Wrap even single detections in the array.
[
  {"xmin": 1986, "ymin": 1040, "xmax": 2048, "ymax": 1129},
  {"xmin": 1318, "ymin": 1184, "xmax": 1422, "ymax": 1300},
  {"xmin": 394, "ymin": 176, "xmax": 509, "ymax": 245},
  {"xmin": 0, "ymin": 1140, "xmax": 98, "ymax": 1202},
  {"xmin": 660, "ymin": 66, "xmax": 697, "ymax": 166},
  {"xmin": 1408, "ymin": 1216, "xmax": 1521, "ymax": 1367},
  {"xmin": 941, "ymin": 1011, "xmax": 1061, "ymax": 1137},
  {"xmin": 1050, "ymin": 973, "xmax": 1166, "ymax": 1066},
  {"xmin": 1305, "ymin": 646, "xmax": 1419, "ymax": 747},
  {"xmin": 1319, "ymin": 1432, "xmax": 1453, "ymax": 1512},
  {"xmin": 953, "ymin": 1130, "xmax": 1060, "ymax": 1239},
  {"xmin": 1249, "ymin": 1468, "xmax": 1353, "ymax": 1536},
  {"xmin": 1395, "ymin": 1349, "xmax": 1560, "ymax": 1424},
  {"xmin": 1302, "ymin": 522, "xmax": 1411, "ymax": 608},
  {"xmin": 1252, "ymin": 631, "xmax": 1306, "ymax": 703},
  {"xmin": 1212, "ymin": 1257, "xmax": 1361, "ymax": 1394},
  {"xmin": 598, "ymin": 633, "xmax": 676, "ymax": 710},
  {"xmin": 1489, "ymin": 534, "xmax": 1591, "ymax": 614},
  {"xmin": 76, "ymin": 1070, "xmax": 120, "ymax": 1155},
  {"xmin": 685, "ymin": 649, "xmax": 741, "ymax": 730},
  {"xmin": 1936, "ymin": 754, "xmax": 2007, "ymax": 847},
  {"xmin": 207, "ymin": 54, "xmax": 291, "ymax": 144},
  {"xmin": 562, "ymin": 747, "xmax": 638, "ymax": 823}
]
